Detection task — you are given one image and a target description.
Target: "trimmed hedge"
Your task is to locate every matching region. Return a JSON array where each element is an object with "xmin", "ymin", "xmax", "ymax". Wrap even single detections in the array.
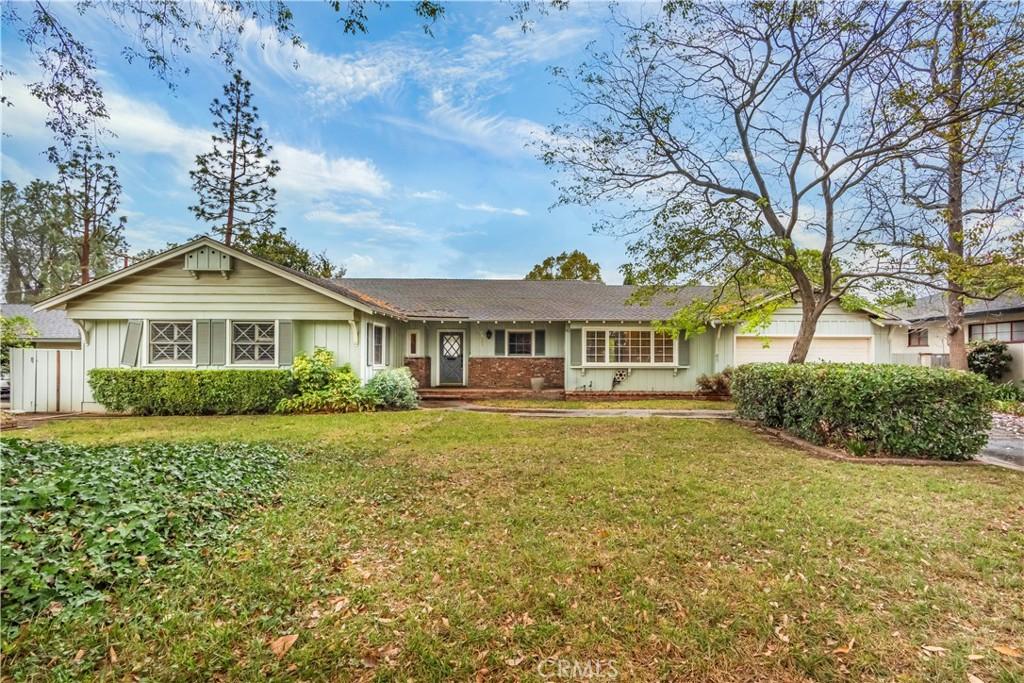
[
  {"xmin": 89, "ymin": 368, "xmax": 294, "ymax": 415},
  {"xmin": 732, "ymin": 363, "xmax": 992, "ymax": 461}
]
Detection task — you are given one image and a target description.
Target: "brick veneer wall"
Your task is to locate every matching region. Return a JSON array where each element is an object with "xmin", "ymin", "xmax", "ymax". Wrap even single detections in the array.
[
  {"xmin": 404, "ymin": 357, "xmax": 430, "ymax": 388},
  {"xmin": 468, "ymin": 357, "xmax": 564, "ymax": 389}
]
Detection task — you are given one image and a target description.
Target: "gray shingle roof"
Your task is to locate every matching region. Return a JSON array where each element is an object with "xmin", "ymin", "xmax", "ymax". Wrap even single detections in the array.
[
  {"xmin": 900, "ymin": 291, "xmax": 1024, "ymax": 322},
  {"xmin": 333, "ymin": 279, "xmax": 716, "ymax": 321},
  {"xmin": 1, "ymin": 303, "xmax": 80, "ymax": 340}
]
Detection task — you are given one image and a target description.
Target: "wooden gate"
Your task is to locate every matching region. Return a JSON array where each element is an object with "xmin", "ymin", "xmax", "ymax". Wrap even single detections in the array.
[{"xmin": 9, "ymin": 348, "xmax": 86, "ymax": 413}]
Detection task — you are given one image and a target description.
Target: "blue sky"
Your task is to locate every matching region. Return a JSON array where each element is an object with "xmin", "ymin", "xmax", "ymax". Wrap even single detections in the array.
[{"xmin": 1, "ymin": 2, "xmax": 632, "ymax": 280}]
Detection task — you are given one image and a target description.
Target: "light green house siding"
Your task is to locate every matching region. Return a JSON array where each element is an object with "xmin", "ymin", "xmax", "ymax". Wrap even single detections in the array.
[
  {"xmin": 562, "ymin": 324, "xmax": 717, "ymax": 392},
  {"xmin": 64, "ymin": 258, "xmax": 355, "ymax": 320}
]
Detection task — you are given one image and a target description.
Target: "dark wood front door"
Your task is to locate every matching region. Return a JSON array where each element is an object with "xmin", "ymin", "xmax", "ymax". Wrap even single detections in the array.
[{"xmin": 439, "ymin": 331, "xmax": 464, "ymax": 385}]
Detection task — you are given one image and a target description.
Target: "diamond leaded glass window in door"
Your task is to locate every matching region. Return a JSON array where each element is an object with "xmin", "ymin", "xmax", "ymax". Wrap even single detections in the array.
[{"xmin": 232, "ymin": 322, "xmax": 276, "ymax": 363}]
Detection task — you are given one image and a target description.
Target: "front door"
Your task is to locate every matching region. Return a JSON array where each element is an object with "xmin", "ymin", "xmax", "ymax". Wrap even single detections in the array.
[{"xmin": 439, "ymin": 331, "xmax": 465, "ymax": 385}]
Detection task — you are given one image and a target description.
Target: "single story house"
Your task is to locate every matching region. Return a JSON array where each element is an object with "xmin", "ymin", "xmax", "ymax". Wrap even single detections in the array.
[
  {"xmin": 25, "ymin": 237, "xmax": 903, "ymax": 411},
  {"xmin": 890, "ymin": 292, "xmax": 1024, "ymax": 381},
  {"xmin": 24, "ymin": 237, "xmax": 1020, "ymax": 412},
  {"xmin": 1, "ymin": 303, "xmax": 82, "ymax": 350}
]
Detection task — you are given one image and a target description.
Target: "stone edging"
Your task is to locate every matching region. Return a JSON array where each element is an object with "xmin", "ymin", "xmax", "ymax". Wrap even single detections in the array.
[{"xmin": 734, "ymin": 419, "xmax": 983, "ymax": 467}]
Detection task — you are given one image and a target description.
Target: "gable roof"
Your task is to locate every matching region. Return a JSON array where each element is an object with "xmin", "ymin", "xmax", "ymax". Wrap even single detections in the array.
[
  {"xmin": 334, "ymin": 278, "xmax": 717, "ymax": 321},
  {"xmin": 902, "ymin": 291, "xmax": 1024, "ymax": 323},
  {"xmin": 33, "ymin": 237, "xmax": 404, "ymax": 319},
  {"xmin": 0, "ymin": 303, "xmax": 80, "ymax": 341}
]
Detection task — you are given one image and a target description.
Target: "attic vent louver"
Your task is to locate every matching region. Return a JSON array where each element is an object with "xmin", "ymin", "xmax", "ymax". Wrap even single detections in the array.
[{"xmin": 184, "ymin": 246, "xmax": 233, "ymax": 279}]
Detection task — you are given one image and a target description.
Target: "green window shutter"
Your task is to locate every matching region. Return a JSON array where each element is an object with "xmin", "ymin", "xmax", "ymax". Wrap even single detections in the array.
[
  {"xmin": 678, "ymin": 335, "xmax": 691, "ymax": 366},
  {"xmin": 494, "ymin": 329, "xmax": 505, "ymax": 356},
  {"xmin": 210, "ymin": 320, "xmax": 227, "ymax": 366},
  {"xmin": 385, "ymin": 326, "xmax": 392, "ymax": 366},
  {"xmin": 278, "ymin": 321, "xmax": 293, "ymax": 366},
  {"xmin": 366, "ymin": 322, "xmax": 373, "ymax": 366},
  {"xmin": 196, "ymin": 320, "xmax": 212, "ymax": 365},
  {"xmin": 569, "ymin": 328, "xmax": 582, "ymax": 366},
  {"xmin": 534, "ymin": 329, "xmax": 546, "ymax": 356},
  {"xmin": 121, "ymin": 319, "xmax": 143, "ymax": 366}
]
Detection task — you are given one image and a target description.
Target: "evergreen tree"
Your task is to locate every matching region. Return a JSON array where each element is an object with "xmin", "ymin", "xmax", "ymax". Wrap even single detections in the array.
[
  {"xmin": 190, "ymin": 70, "xmax": 280, "ymax": 246},
  {"xmin": 0, "ymin": 180, "xmax": 79, "ymax": 302},
  {"xmin": 50, "ymin": 137, "xmax": 128, "ymax": 285}
]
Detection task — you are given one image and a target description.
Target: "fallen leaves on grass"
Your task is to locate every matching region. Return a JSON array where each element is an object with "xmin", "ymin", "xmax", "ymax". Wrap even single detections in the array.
[
  {"xmin": 269, "ymin": 634, "xmax": 298, "ymax": 659},
  {"xmin": 832, "ymin": 639, "xmax": 855, "ymax": 655},
  {"xmin": 968, "ymin": 674, "xmax": 984, "ymax": 683},
  {"xmin": 994, "ymin": 645, "xmax": 1022, "ymax": 658}
]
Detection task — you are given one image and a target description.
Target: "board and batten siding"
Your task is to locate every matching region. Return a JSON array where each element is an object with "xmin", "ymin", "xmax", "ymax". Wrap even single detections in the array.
[
  {"xmin": 80, "ymin": 320, "xmax": 128, "ymax": 411},
  {"xmin": 63, "ymin": 258, "xmax": 355, "ymax": 320}
]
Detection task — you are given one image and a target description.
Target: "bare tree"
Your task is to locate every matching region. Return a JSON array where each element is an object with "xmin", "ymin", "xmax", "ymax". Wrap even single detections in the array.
[
  {"xmin": 542, "ymin": 1, "xmax": 990, "ymax": 361},
  {"xmin": 880, "ymin": 1, "xmax": 1024, "ymax": 370}
]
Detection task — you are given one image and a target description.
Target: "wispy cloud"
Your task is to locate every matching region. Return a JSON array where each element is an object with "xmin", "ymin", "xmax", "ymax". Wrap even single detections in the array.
[
  {"xmin": 457, "ymin": 202, "xmax": 529, "ymax": 217},
  {"xmin": 409, "ymin": 189, "xmax": 448, "ymax": 200}
]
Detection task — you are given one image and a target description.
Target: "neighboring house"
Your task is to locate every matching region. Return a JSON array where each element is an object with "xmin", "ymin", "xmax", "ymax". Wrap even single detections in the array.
[
  {"xmin": 1, "ymin": 303, "xmax": 82, "ymax": 350},
  {"xmin": 891, "ymin": 292, "xmax": 1024, "ymax": 382},
  {"xmin": 28, "ymin": 237, "xmax": 901, "ymax": 412}
]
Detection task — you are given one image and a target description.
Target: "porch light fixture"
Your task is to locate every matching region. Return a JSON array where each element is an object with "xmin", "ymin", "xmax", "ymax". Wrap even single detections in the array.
[{"xmin": 486, "ymin": 329, "xmax": 493, "ymax": 339}]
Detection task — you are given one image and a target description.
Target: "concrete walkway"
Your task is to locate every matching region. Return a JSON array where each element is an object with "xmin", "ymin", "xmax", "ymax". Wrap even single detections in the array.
[
  {"xmin": 979, "ymin": 426, "xmax": 1024, "ymax": 472},
  {"xmin": 436, "ymin": 403, "xmax": 736, "ymax": 419}
]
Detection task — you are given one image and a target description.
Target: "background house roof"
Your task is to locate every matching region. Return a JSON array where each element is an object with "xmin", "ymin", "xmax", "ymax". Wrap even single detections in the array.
[
  {"xmin": 901, "ymin": 291, "xmax": 1024, "ymax": 322},
  {"xmin": 1, "ymin": 303, "xmax": 80, "ymax": 340},
  {"xmin": 334, "ymin": 278, "xmax": 717, "ymax": 321}
]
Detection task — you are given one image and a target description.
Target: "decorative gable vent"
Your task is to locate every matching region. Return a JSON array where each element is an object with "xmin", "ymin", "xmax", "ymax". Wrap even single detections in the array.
[{"xmin": 184, "ymin": 246, "xmax": 233, "ymax": 279}]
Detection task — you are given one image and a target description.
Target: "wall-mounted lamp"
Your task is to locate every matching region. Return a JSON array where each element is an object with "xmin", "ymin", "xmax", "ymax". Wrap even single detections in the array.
[{"xmin": 485, "ymin": 329, "xmax": 493, "ymax": 339}]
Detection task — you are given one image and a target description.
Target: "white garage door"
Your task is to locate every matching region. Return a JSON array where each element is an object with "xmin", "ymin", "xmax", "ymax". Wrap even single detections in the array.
[{"xmin": 735, "ymin": 336, "xmax": 872, "ymax": 364}]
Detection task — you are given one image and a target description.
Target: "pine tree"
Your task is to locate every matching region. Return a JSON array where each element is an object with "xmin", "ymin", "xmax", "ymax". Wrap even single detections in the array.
[
  {"xmin": 50, "ymin": 137, "xmax": 128, "ymax": 285},
  {"xmin": 190, "ymin": 70, "xmax": 280, "ymax": 246}
]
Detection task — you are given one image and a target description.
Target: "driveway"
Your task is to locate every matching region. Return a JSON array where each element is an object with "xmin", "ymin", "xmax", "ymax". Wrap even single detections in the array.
[{"xmin": 979, "ymin": 414, "xmax": 1024, "ymax": 472}]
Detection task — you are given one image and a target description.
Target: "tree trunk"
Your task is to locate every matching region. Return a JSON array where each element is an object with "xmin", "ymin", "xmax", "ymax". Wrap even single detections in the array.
[
  {"xmin": 946, "ymin": 1, "xmax": 968, "ymax": 371},
  {"xmin": 788, "ymin": 296, "xmax": 821, "ymax": 363},
  {"xmin": 80, "ymin": 215, "xmax": 91, "ymax": 284},
  {"xmin": 224, "ymin": 97, "xmax": 241, "ymax": 247}
]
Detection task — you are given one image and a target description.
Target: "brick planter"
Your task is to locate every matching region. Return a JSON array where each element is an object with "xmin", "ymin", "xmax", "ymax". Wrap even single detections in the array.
[
  {"xmin": 404, "ymin": 356, "xmax": 430, "ymax": 388},
  {"xmin": 468, "ymin": 357, "xmax": 564, "ymax": 389}
]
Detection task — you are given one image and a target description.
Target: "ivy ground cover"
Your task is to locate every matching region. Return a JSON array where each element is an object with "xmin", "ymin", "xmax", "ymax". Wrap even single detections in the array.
[
  {"xmin": 1, "ymin": 439, "xmax": 287, "ymax": 632},
  {"xmin": 4, "ymin": 413, "xmax": 1023, "ymax": 682}
]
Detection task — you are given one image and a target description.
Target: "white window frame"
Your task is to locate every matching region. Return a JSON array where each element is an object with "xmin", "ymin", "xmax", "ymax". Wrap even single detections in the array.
[
  {"xmin": 144, "ymin": 319, "xmax": 197, "ymax": 367},
  {"xmin": 371, "ymin": 323, "xmax": 387, "ymax": 368},
  {"xmin": 580, "ymin": 326, "xmax": 677, "ymax": 367},
  {"xmin": 406, "ymin": 329, "xmax": 420, "ymax": 357},
  {"xmin": 506, "ymin": 329, "xmax": 535, "ymax": 357},
  {"xmin": 226, "ymin": 319, "xmax": 279, "ymax": 367}
]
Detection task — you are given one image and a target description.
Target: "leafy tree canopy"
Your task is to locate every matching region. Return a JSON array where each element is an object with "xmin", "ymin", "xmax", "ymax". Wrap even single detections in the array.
[
  {"xmin": 1, "ymin": 315, "xmax": 38, "ymax": 371},
  {"xmin": 526, "ymin": 250, "xmax": 602, "ymax": 281}
]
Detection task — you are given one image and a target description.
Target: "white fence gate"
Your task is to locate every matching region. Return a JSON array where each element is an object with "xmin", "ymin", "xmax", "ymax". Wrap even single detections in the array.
[{"xmin": 9, "ymin": 348, "xmax": 87, "ymax": 413}]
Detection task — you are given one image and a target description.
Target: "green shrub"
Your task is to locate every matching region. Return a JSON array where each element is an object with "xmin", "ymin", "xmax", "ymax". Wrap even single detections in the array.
[
  {"xmin": 0, "ymin": 438, "xmax": 287, "ymax": 628},
  {"xmin": 365, "ymin": 366, "xmax": 420, "ymax": 409},
  {"xmin": 89, "ymin": 368, "xmax": 294, "ymax": 415},
  {"xmin": 992, "ymin": 399, "xmax": 1024, "ymax": 416},
  {"xmin": 696, "ymin": 367, "xmax": 733, "ymax": 395},
  {"xmin": 275, "ymin": 348, "xmax": 373, "ymax": 413},
  {"xmin": 968, "ymin": 340, "xmax": 1013, "ymax": 381},
  {"xmin": 732, "ymin": 363, "xmax": 992, "ymax": 461},
  {"xmin": 989, "ymin": 381, "xmax": 1024, "ymax": 402}
]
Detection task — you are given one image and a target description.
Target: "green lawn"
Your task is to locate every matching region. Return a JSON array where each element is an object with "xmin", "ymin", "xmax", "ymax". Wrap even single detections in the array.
[
  {"xmin": 6, "ymin": 412, "xmax": 1023, "ymax": 682},
  {"xmin": 470, "ymin": 398, "xmax": 734, "ymax": 410}
]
